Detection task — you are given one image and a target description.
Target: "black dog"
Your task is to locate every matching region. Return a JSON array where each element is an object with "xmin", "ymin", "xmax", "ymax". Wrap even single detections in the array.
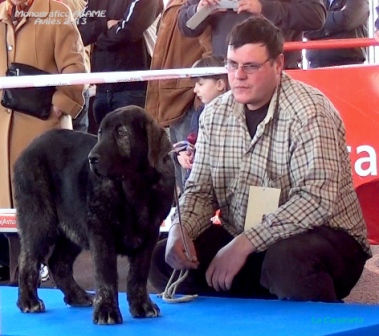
[{"xmin": 14, "ymin": 106, "xmax": 175, "ymax": 324}]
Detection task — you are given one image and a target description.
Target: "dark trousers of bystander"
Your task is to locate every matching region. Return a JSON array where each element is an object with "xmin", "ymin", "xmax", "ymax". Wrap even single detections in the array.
[
  {"xmin": 92, "ymin": 89, "xmax": 146, "ymax": 126},
  {"xmin": 149, "ymin": 225, "xmax": 368, "ymax": 302},
  {"xmin": 72, "ymin": 88, "xmax": 91, "ymax": 133}
]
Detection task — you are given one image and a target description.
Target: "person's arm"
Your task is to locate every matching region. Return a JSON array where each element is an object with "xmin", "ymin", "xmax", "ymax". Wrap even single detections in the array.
[
  {"xmin": 96, "ymin": 0, "xmax": 161, "ymax": 49},
  {"xmin": 52, "ymin": 8, "xmax": 86, "ymax": 118},
  {"xmin": 244, "ymin": 98, "xmax": 345, "ymax": 252},
  {"xmin": 323, "ymin": 0, "xmax": 369, "ymax": 33},
  {"xmin": 305, "ymin": 0, "xmax": 369, "ymax": 40},
  {"xmin": 178, "ymin": 0, "xmax": 211, "ymax": 38},
  {"xmin": 259, "ymin": 0, "xmax": 326, "ymax": 32},
  {"xmin": 77, "ymin": 0, "xmax": 107, "ymax": 46},
  {"xmin": 170, "ymin": 104, "xmax": 218, "ymax": 238},
  {"xmin": 165, "ymin": 106, "xmax": 217, "ymax": 269},
  {"xmin": 171, "ymin": 108, "xmax": 217, "ymax": 239}
]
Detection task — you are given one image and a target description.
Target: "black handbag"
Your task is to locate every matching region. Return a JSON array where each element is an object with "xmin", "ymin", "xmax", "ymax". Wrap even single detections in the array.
[
  {"xmin": 1, "ymin": 26, "xmax": 56, "ymax": 120},
  {"xmin": 1, "ymin": 63, "xmax": 56, "ymax": 120}
]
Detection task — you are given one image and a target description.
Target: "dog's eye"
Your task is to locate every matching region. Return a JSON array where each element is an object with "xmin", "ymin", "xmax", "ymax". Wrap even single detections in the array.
[{"xmin": 117, "ymin": 129, "xmax": 127, "ymax": 137}]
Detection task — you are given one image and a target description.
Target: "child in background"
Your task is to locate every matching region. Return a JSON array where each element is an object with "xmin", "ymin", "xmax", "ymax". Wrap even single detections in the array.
[{"xmin": 174, "ymin": 56, "xmax": 228, "ymax": 186}]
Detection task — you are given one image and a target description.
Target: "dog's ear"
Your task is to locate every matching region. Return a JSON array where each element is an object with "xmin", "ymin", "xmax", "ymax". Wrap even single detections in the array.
[{"xmin": 146, "ymin": 119, "xmax": 172, "ymax": 168}]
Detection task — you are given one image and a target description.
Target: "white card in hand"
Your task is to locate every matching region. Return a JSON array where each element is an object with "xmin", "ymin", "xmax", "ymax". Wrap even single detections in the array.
[{"xmin": 244, "ymin": 186, "xmax": 280, "ymax": 230}]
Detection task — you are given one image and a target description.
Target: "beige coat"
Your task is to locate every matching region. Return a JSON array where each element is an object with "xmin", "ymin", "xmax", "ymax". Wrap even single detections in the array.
[
  {"xmin": 61, "ymin": 0, "xmax": 91, "ymax": 73},
  {"xmin": 0, "ymin": 0, "xmax": 86, "ymax": 208},
  {"xmin": 145, "ymin": 0, "xmax": 211, "ymax": 127}
]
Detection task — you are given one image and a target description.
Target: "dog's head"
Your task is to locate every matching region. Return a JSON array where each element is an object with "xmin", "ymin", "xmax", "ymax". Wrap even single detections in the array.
[{"xmin": 88, "ymin": 105, "xmax": 172, "ymax": 179}]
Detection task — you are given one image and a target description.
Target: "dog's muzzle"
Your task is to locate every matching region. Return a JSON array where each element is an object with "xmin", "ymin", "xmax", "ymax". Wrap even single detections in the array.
[
  {"xmin": 88, "ymin": 154, "xmax": 101, "ymax": 175},
  {"xmin": 88, "ymin": 153, "xmax": 100, "ymax": 166}
]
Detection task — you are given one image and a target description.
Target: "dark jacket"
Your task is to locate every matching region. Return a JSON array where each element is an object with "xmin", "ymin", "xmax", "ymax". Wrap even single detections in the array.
[
  {"xmin": 305, "ymin": 0, "xmax": 369, "ymax": 67},
  {"xmin": 78, "ymin": 0, "xmax": 163, "ymax": 93},
  {"xmin": 178, "ymin": 0, "xmax": 326, "ymax": 69}
]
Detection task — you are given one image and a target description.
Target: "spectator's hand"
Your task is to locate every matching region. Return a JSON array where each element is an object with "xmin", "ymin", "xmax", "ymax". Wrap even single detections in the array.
[
  {"xmin": 206, "ymin": 234, "xmax": 255, "ymax": 291},
  {"xmin": 165, "ymin": 224, "xmax": 199, "ymax": 270},
  {"xmin": 107, "ymin": 20, "xmax": 118, "ymax": 29},
  {"xmin": 197, "ymin": 0, "xmax": 228, "ymax": 14},
  {"xmin": 375, "ymin": 31, "xmax": 379, "ymax": 43},
  {"xmin": 237, "ymin": 0, "xmax": 262, "ymax": 15},
  {"xmin": 177, "ymin": 151, "xmax": 193, "ymax": 169},
  {"xmin": 52, "ymin": 106, "xmax": 63, "ymax": 119},
  {"xmin": 88, "ymin": 85, "xmax": 97, "ymax": 97},
  {"xmin": 197, "ymin": 0, "xmax": 219, "ymax": 11}
]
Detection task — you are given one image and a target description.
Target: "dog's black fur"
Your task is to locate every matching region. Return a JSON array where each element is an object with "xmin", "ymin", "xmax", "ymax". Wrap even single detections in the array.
[{"xmin": 14, "ymin": 106, "xmax": 175, "ymax": 324}]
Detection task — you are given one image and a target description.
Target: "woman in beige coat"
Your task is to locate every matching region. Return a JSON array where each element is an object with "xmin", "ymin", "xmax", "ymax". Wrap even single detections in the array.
[{"xmin": 0, "ymin": 0, "xmax": 86, "ymax": 282}]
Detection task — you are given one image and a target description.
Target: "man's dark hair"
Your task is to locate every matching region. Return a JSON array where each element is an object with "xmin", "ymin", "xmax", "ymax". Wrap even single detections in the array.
[{"xmin": 227, "ymin": 16, "xmax": 284, "ymax": 60}]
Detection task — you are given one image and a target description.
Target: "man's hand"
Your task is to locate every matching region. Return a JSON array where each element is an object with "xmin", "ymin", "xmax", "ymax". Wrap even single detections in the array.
[
  {"xmin": 375, "ymin": 30, "xmax": 379, "ymax": 43},
  {"xmin": 165, "ymin": 224, "xmax": 199, "ymax": 270},
  {"xmin": 236, "ymin": 0, "xmax": 262, "ymax": 15},
  {"xmin": 197, "ymin": 0, "xmax": 220, "ymax": 12},
  {"xmin": 206, "ymin": 234, "xmax": 255, "ymax": 291},
  {"xmin": 196, "ymin": 0, "xmax": 229, "ymax": 14}
]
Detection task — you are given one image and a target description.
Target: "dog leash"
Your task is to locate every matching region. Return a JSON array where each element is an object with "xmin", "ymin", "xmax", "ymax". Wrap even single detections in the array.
[{"xmin": 158, "ymin": 151, "xmax": 198, "ymax": 303}]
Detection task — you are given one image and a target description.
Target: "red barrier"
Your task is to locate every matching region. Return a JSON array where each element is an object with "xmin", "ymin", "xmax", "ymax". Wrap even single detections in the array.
[{"xmin": 285, "ymin": 37, "xmax": 378, "ymax": 51}]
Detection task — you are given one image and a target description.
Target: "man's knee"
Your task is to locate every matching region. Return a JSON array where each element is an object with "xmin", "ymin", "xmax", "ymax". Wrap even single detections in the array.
[{"xmin": 260, "ymin": 237, "xmax": 338, "ymax": 302}]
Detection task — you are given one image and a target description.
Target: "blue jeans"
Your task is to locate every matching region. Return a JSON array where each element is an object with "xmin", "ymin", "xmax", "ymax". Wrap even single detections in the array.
[
  {"xmin": 93, "ymin": 89, "xmax": 146, "ymax": 125},
  {"xmin": 72, "ymin": 88, "xmax": 90, "ymax": 133},
  {"xmin": 169, "ymin": 105, "xmax": 195, "ymax": 194}
]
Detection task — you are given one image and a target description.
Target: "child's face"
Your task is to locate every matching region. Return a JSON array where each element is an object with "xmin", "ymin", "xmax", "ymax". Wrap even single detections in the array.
[{"xmin": 193, "ymin": 78, "xmax": 225, "ymax": 104}]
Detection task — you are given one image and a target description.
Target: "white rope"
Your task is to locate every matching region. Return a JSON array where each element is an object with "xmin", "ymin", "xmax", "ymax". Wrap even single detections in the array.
[
  {"xmin": 0, "ymin": 67, "xmax": 227, "ymax": 89},
  {"xmin": 158, "ymin": 269, "xmax": 198, "ymax": 303}
]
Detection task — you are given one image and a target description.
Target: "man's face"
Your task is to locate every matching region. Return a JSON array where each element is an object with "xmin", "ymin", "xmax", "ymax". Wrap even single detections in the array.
[{"xmin": 226, "ymin": 43, "xmax": 283, "ymax": 110}]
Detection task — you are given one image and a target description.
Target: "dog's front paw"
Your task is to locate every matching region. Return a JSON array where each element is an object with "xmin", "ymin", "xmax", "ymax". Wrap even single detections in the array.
[
  {"xmin": 129, "ymin": 298, "xmax": 160, "ymax": 318},
  {"xmin": 17, "ymin": 297, "xmax": 45, "ymax": 313},
  {"xmin": 93, "ymin": 301, "xmax": 123, "ymax": 325}
]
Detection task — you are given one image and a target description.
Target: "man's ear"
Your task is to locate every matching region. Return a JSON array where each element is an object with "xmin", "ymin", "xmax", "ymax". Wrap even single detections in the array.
[{"xmin": 275, "ymin": 53, "xmax": 285, "ymax": 76}]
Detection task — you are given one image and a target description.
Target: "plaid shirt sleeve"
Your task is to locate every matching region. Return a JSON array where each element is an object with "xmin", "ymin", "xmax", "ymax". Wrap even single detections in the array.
[{"xmin": 171, "ymin": 104, "xmax": 220, "ymax": 239}]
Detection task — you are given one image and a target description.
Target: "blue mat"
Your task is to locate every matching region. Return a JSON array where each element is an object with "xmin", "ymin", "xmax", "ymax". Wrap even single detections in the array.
[{"xmin": 1, "ymin": 287, "xmax": 379, "ymax": 336}]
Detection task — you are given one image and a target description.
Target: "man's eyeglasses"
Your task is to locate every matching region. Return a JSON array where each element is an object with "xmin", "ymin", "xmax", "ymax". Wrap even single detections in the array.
[{"xmin": 224, "ymin": 57, "xmax": 271, "ymax": 74}]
